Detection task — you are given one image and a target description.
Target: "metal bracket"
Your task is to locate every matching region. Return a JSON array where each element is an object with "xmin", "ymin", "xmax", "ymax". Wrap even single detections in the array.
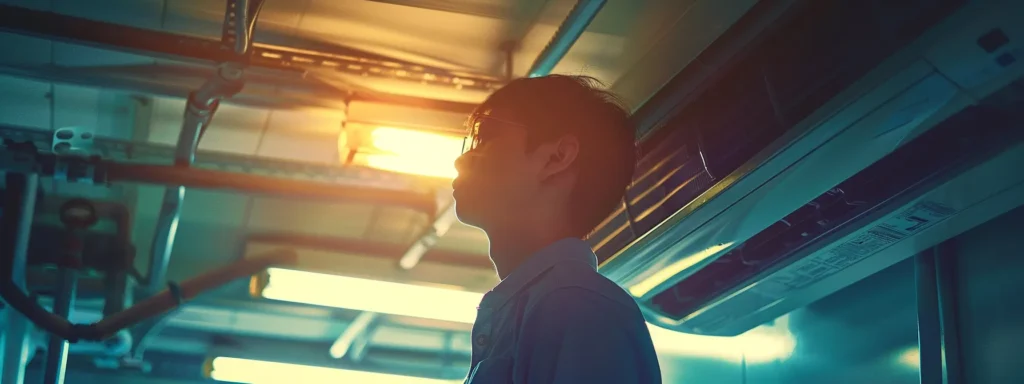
[{"xmin": 51, "ymin": 126, "xmax": 96, "ymax": 156}]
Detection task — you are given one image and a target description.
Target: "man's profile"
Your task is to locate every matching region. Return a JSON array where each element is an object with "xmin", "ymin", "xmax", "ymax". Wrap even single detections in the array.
[{"xmin": 452, "ymin": 75, "xmax": 662, "ymax": 384}]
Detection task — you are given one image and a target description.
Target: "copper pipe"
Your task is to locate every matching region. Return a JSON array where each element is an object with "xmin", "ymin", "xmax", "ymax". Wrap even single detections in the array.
[
  {"xmin": 91, "ymin": 249, "xmax": 297, "ymax": 339},
  {"xmin": 102, "ymin": 162, "xmax": 436, "ymax": 214}
]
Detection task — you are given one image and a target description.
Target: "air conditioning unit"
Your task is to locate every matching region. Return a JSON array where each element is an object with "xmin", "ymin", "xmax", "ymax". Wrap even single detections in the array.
[{"xmin": 595, "ymin": 0, "xmax": 1024, "ymax": 336}]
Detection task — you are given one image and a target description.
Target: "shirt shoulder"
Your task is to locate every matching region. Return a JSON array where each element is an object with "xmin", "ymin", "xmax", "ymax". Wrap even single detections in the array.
[{"xmin": 526, "ymin": 259, "xmax": 642, "ymax": 315}]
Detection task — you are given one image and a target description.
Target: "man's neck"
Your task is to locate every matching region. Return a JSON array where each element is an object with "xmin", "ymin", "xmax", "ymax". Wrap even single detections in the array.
[{"xmin": 487, "ymin": 229, "xmax": 570, "ymax": 280}]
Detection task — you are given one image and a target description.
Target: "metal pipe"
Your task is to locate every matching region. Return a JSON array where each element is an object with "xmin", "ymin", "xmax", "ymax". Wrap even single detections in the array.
[
  {"xmin": 398, "ymin": 202, "xmax": 459, "ymax": 270},
  {"xmin": 329, "ymin": 312, "xmax": 379, "ymax": 359},
  {"xmin": 145, "ymin": 187, "xmax": 184, "ymax": 295},
  {"xmin": 916, "ymin": 249, "xmax": 943, "ymax": 384},
  {"xmin": 41, "ymin": 268, "xmax": 77, "ymax": 384},
  {"xmin": 527, "ymin": 0, "xmax": 607, "ymax": 78},
  {"xmin": 1, "ymin": 173, "xmax": 38, "ymax": 384},
  {"xmin": 232, "ymin": 0, "xmax": 249, "ymax": 54},
  {"xmin": 102, "ymin": 162, "xmax": 436, "ymax": 214},
  {"xmin": 146, "ymin": 63, "xmax": 244, "ymax": 295}
]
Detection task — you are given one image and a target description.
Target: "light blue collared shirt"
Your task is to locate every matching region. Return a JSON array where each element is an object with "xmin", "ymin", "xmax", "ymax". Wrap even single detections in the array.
[{"xmin": 464, "ymin": 238, "xmax": 662, "ymax": 384}]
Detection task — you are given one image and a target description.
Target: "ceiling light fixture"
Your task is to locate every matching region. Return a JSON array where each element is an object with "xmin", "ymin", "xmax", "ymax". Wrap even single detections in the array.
[
  {"xmin": 207, "ymin": 356, "xmax": 462, "ymax": 384},
  {"xmin": 339, "ymin": 126, "xmax": 463, "ymax": 179}
]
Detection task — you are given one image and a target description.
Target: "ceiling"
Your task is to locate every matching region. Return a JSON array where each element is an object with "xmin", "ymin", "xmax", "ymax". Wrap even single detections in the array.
[{"xmin": 0, "ymin": 0, "xmax": 771, "ymax": 381}]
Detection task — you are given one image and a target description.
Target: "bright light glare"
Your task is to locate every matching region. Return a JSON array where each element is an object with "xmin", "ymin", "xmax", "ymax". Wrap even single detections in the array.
[
  {"xmin": 365, "ymin": 127, "xmax": 463, "ymax": 179},
  {"xmin": 209, "ymin": 357, "xmax": 462, "ymax": 384},
  {"xmin": 262, "ymin": 268, "xmax": 481, "ymax": 324},
  {"xmin": 629, "ymin": 242, "xmax": 735, "ymax": 297},
  {"xmin": 647, "ymin": 315, "xmax": 795, "ymax": 363},
  {"xmin": 897, "ymin": 347, "xmax": 920, "ymax": 368},
  {"xmin": 260, "ymin": 268, "xmax": 795, "ymax": 362}
]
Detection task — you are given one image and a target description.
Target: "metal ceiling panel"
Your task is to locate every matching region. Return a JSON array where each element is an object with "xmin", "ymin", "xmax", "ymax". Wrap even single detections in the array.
[
  {"xmin": 161, "ymin": 0, "xmax": 227, "ymax": 40},
  {"xmin": 0, "ymin": 32, "xmax": 51, "ymax": 65},
  {"xmin": 611, "ymin": 0, "xmax": 763, "ymax": 109},
  {"xmin": 245, "ymin": 197, "xmax": 378, "ymax": 239},
  {"xmin": 51, "ymin": 84, "xmax": 101, "ymax": 131},
  {"xmin": 254, "ymin": 128, "xmax": 340, "ymax": 163},
  {"xmin": 146, "ymin": 97, "xmax": 270, "ymax": 153},
  {"xmin": 297, "ymin": 0, "xmax": 511, "ymax": 72},
  {"xmin": 164, "ymin": 0, "xmax": 311, "ymax": 40},
  {"xmin": 0, "ymin": 75, "xmax": 51, "ymax": 128},
  {"xmin": 347, "ymin": 101, "xmax": 467, "ymax": 134},
  {"xmin": 366, "ymin": 0, "xmax": 521, "ymax": 19},
  {"xmin": 52, "ymin": 42, "xmax": 156, "ymax": 67},
  {"xmin": 52, "ymin": 0, "xmax": 164, "ymax": 31},
  {"xmin": 266, "ymin": 107, "xmax": 347, "ymax": 136},
  {"xmin": 431, "ymin": 223, "xmax": 489, "ymax": 256},
  {"xmin": 362, "ymin": 206, "xmax": 429, "ymax": 244}
]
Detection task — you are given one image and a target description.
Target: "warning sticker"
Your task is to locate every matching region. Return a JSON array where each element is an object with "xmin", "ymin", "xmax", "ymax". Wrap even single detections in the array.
[{"xmin": 754, "ymin": 200, "xmax": 958, "ymax": 296}]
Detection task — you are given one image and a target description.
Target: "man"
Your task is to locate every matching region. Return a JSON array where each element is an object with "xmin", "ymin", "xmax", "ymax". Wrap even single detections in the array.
[{"xmin": 452, "ymin": 75, "xmax": 662, "ymax": 384}]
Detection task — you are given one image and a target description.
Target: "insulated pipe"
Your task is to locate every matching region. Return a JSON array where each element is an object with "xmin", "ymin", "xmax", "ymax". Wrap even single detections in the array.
[
  {"xmin": 0, "ymin": 248, "xmax": 296, "ymax": 343},
  {"xmin": 232, "ymin": 0, "xmax": 249, "ymax": 55},
  {"xmin": 146, "ymin": 63, "xmax": 244, "ymax": 296},
  {"xmin": 1, "ymin": 173, "xmax": 38, "ymax": 384},
  {"xmin": 527, "ymin": 0, "xmax": 607, "ymax": 78}
]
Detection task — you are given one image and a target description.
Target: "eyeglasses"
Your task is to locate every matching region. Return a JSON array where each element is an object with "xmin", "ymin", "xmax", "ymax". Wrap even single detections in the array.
[{"xmin": 461, "ymin": 115, "xmax": 529, "ymax": 154}]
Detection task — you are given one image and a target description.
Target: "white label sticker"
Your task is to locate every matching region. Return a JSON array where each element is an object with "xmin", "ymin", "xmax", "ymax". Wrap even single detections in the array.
[{"xmin": 756, "ymin": 200, "xmax": 957, "ymax": 295}]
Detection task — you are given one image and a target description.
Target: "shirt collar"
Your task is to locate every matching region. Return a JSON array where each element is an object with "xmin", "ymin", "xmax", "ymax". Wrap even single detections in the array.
[{"xmin": 479, "ymin": 238, "xmax": 598, "ymax": 310}]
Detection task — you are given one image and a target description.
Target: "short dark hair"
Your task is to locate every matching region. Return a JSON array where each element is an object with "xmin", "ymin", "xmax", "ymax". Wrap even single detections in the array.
[{"xmin": 470, "ymin": 75, "xmax": 637, "ymax": 238}]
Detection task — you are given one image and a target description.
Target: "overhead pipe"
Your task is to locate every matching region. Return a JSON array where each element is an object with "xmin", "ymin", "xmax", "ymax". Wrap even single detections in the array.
[
  {"xmin": 0, "ymin": 244, "xmax": 296, "ymax": 344},
  {"xmin": 527, "ymin": 0, "xmax": 607, "ymax": 78},
  {"xmin": 101, "ymin": 162, "xmax": 436, "ymax": 214},
  {"xmin": 145, "ymin": 62, "xmax": 245, "ymax": 297}
]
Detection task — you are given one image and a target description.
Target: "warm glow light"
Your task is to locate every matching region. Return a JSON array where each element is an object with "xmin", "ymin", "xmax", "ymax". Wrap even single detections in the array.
[
  {"xmin": 629, "ymin": 242, "xmax": 735, "ymax": 297},
  {"xmin": 363, "ymin": 126, "xmax": 463, "ymax": 179},
  {"xmin": 261, "ymin": 268, "xmax": 481, "ymax": 324},
  {"xmin": 647, "ymin": 315, "xmax": 796, "ymax": 363},
  {"xmin": 209, "ymin": 357, "xmax": 462, "ymax": 384},
  {"xmin": 898, "ymin": 347, "xmax": 920, "ymax": 368},
  {"xmin": 260, "ymin": 267, "xmax": 795, "ymax": 362}
]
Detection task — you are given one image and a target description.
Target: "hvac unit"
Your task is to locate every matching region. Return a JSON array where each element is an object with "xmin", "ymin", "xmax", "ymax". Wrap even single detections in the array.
[{"xmin": 592, "ymin": 0, "xmax": 1024, "ymax": 336}]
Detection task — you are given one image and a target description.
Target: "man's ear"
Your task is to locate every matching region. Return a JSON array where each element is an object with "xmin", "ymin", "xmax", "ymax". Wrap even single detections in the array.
[{"xmin": 537, "ymin": 134, "xmax": 580, "ymax": 180}]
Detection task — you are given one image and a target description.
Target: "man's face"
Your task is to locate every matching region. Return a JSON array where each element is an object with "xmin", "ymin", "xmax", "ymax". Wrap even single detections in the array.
[{"xmin": 452, "ymin": 114, "xmax": 541, "ymax": 231}]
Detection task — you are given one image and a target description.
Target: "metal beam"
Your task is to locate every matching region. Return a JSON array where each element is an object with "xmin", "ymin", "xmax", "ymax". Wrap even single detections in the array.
[
  {"xmin": 0, "ymin": 63, "xmax": 479, "ymax": 114},
  {"xmin": 0, "ymin": 4, "xmax": 503, "ymax": 93},
  {"xmin": 527, "ymin": 0, "xmax": 607, "ymax": 77}
]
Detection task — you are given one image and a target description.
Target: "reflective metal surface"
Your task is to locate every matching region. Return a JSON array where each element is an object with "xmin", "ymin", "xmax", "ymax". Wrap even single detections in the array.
[
  {"xmin": 952, "ymin": 206, "xmax": 1024, "ymax": 383},
  {"xmin": 658, "ymin": 254, "xmax": 921, "ymax": 384}
]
